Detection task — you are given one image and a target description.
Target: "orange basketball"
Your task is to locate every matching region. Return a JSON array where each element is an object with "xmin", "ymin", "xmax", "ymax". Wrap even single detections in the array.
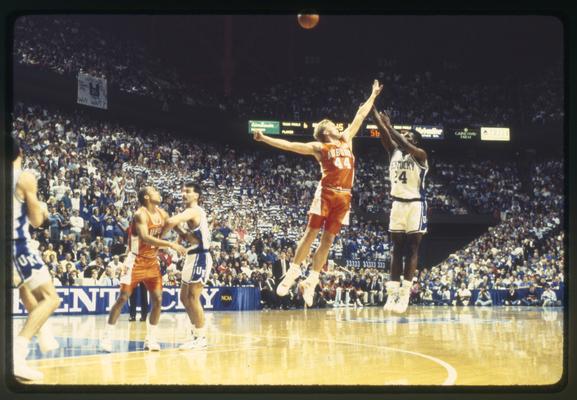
[{"xmin": 297, "ymin": 14, "xmax": 319, "ymax": 29}]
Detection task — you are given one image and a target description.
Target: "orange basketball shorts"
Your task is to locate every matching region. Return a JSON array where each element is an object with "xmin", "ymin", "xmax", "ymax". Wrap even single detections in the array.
[
  {"xmin": 307, "ymin": 186, "xmax": 352, "ymax": 235},
  {"xmin": 119, "ymin": 254, "xmax": 162, "ymax": 294}
]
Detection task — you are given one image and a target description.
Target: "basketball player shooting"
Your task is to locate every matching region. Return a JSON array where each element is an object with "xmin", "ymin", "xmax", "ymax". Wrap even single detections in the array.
[
  {"xmin": 253, "ymin": 79, "xmax": 382, "ymax": 307},
  {"xmin": 371, "ymin": 105, "xmax": 428, "ymax": 314}
]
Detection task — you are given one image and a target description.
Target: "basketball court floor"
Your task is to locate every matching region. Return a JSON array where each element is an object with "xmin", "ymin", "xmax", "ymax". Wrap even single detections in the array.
[{"xmin": 12, "ymin": 306, "xmax": 563, "ymax": 386}]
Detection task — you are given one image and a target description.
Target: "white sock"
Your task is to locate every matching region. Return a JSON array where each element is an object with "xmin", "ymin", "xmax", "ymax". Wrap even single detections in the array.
[
  {"xmin": 38, "ymin": 321, "xmax": 53, "ymax": 336},
  {"xmin": 147, "ymin": 321, "xmax": 158, "ymax": 339},
  {"xmin": 193, "ymin": 325, "xmax": 206, "ymax": 338},
  {"xmin": 106, "ymin": 322, "xmax": 116, "ymax": 336}
]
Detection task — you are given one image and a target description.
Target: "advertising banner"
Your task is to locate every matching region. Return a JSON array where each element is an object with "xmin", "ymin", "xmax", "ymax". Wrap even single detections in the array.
[{"xmin": 12, "ymin": 286, "xmax": 261, "ymax": 316}]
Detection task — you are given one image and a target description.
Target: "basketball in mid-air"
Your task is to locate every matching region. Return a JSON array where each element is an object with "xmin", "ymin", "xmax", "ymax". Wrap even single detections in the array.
[{"xmin": 297, "ymin": 13, "xmax": 319, "ymax": 29}]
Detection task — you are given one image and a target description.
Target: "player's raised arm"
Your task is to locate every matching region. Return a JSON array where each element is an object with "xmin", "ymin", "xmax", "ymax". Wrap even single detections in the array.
[
  {"xmin": 161, "ymin": 208, "xmax": 199, "ymax": 244},
  {"xmin": 18, "ymin": 170, "xmax": 49, "ymax": 228},
  {"xmin": 253, "ymin": 130, "xmax": 322, "ymax": 158},
  {"xmin": 371, "ymin": 106, "xmax": 397, "ymax": 156},
  {"xmin": 374, "ymin": 108, "xmax": 427, "ymax": 163},
  {"xmin": 342, "ymin": 79, "xmax": 383, "ymax": 144},
  {"xmin": 134, "ymin": 212, "xmax": 187, "ymax": 255}
]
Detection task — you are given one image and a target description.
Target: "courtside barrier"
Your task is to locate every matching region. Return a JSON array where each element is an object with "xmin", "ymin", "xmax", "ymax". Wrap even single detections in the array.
[{"xmin": 12, "ymin": 286, "xmax": 261, "ymax": 315}]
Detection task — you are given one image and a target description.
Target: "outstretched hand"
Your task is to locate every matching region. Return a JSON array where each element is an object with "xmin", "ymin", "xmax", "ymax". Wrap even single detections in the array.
[
  {"xmin": 253, "ymin": 130, "xmax": 264, "ymax": 141},
  {"xmin": 379, "ymin": 110, "xmax": 391, "ymax": 126},
  {"xmin": 372, "ymin": 79, "xmax": 383, "ymax": 97}
]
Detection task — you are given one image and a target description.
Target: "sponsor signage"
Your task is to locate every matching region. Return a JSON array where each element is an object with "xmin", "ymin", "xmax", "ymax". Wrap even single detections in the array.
[
  {"xmin": 454, "ymin": 127, "xmax": 479, "ymax": 140},
  {"xmin": 412, "ymin": 125, "xmax": 444, "ymax": 140},
  {"xmin": 12, "ymin": 286, "xmax": 260, "ymax": 315},
  {"xmin": 480, "ymin": 126, "xmax": 511, "ymax": 141}
]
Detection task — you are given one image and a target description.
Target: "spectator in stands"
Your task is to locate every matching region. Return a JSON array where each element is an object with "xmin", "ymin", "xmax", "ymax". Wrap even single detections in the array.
[
  {"xmin": 521, "ymin": 285, "xmax": 541, "ymax": 306},
  {"xmin": 69, "ymin": 209, "xmax": 84, "ymax": 241},
  {"xmin": 49, "ymin": 269, "xmax": 62, "ymax": 286},
  {"xmin": 99, "ymin": 267, "xmax": 120, "ymax": 286},
  {"xmin": 207, "ymin": 273, "xmax": 221, "ymax": 287},
  {"xmin": 541, "ymin": 284, "xmax": 560, "ymax": 307},
  {"xmin": 84, "ymin": 269, "xmax": 100, "ymax": 286},
  {"xmin": 421, "ymin": 285, "xmax": 434, "ymax": 305},
  {"xmin": 475, "ymin": 287, "xmax": 493, "ymax": 306},
  {"xmin": 69, "ymin": 269, "xmax": 81, "ymax": 286},
  {"xmin": 110, "ymin": 236, "xmax": 127, "ymax": 256},
  {"xmin": 367, "ymin": 276, "xmax": 384, "ymax": 305},
  {"xmin": 89, "ymin": 208, "xmax": 103, "ymax": 240},
  {"xmin": 75, "ymin": 254, "xmax": 88, "ymax": 274},
  {"xmin": 60, "ymin": 263, "xmax": 76, "ymax": 286},
  {"xmin": 258, "ymin": 273, "xmax": 276, "ymax": 309},
  {"xmin": 454, "ymin": 283, "xmax": 472, "ymax": 306},
  {"xmin": 504, "ymin": 285, "xmax": 522, "ymax": 306},
  {"xmin": 408, "ymin": 280, "xmax": 421, "ymax": 305},
  {"xmin": 42, "ymin": 243, "xmax": 57, "ymax": 263},
  {"xmin": 84, "ymin": 256, "xmax": 105, "ymax": 279},
  {"xmin": 439, "ymin": 286, "xmax": 452, "ymax": 306},
  {"xmin": 107, "ymin": 255, "xmax": 124, "ymax": 277},
  {"xmin": 351, "ymin": 276, "xmax": 365, "ymax": 307}
]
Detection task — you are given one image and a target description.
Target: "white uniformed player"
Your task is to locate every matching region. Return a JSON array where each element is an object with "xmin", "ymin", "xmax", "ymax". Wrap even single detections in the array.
[
  {"xmin": 11, "ymin": 135, "xmax": 61, "ymax": 381},
  {"xmin": 371, "ymin": 106, "xmax": 428, "ymax": 313},
  {"xmin": 162, "ymin": 182, "xmax": 212, "ymax": 349}
]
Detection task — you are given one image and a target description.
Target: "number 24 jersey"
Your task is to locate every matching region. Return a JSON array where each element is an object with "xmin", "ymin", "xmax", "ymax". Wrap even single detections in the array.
[{"xmin": 389, "ymin": 148, "xmax": 428, "ymax": 200}]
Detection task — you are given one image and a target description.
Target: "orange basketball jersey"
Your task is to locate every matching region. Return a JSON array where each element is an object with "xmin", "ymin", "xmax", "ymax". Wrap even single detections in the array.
[
  {"xmin": 319, "ymin": 139, "xmax": 355, "ymax": 190},
  {"xmin": 128, "ymin": 206, "xmax": 165, "ymax": 260}
]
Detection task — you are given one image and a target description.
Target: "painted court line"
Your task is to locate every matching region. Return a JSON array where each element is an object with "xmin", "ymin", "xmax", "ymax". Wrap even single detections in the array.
[
  {"xmin": 30, "ymin": 346, "xmax": 269, "ymax": 370},
  {"xmin": 223, "ymin": 332, "xmax": 458, "ymax": 385},
  {"xmin": 27, "ymin": 335, "xmax": 263, "ymax": 365}
]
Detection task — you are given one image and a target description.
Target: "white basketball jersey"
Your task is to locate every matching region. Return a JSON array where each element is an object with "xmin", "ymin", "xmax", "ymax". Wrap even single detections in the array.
[
  {"xmin": 389, "ymin": 149, "xmax": 428, "ymax": 200},
  {"xmin": 13, "ymin": 168, "xmax": 31, "ymax": 240},
  {"xmin": 184, "ymin": 205, "xmax": 211, "ymax": 251}
]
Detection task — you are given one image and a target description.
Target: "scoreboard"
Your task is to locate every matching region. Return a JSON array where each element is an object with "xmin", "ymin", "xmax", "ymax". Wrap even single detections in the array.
[
  {"xmin": 249, "ymin": 120, "xmax": 511, "ymax": 142},
  {"xmin": 249, "ymin": 120, "xmax": 280, "ymax": 135}
]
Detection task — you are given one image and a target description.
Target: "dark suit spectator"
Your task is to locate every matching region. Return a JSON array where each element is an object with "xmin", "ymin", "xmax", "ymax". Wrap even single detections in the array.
[
  {"xmin": 504, "ymin": 285, "xmax": 521, "ymax": 305},
  {"xmin": 521, "ymin": 285, "xmax": 541, "ymax": 306}
]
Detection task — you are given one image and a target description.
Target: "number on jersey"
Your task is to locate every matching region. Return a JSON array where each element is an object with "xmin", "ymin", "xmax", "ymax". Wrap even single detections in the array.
[
  {"xmin": 395, "ymin": 170, "xmax": 408, "ymax": 184},
  {"xmin": 333, "ymin": 157, "xmax": 352, "ymax": 170}
]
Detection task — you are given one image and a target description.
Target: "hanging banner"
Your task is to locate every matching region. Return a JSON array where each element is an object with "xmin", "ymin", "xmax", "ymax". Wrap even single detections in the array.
[{"xmin": 77, "ymin": 72, "xmax": 108, "ymax": 109}]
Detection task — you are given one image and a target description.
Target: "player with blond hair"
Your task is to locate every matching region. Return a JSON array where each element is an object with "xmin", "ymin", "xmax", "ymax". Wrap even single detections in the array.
[{"xmin": 253, "ymin": 80, "xmax": 382, "ymax": 307}]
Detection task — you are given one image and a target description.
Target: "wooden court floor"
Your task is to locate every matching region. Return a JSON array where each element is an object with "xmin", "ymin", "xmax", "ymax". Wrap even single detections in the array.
[{"xmin": 13, "ymin": 306, "xmax": 563, "ymax": 386}]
